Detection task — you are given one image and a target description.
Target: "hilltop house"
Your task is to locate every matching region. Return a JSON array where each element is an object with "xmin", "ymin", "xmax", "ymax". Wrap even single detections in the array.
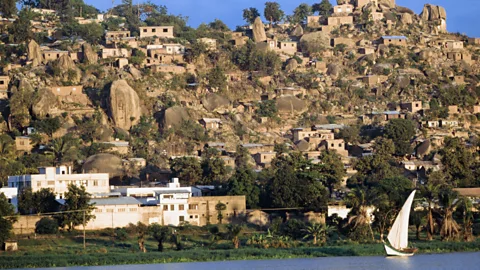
[
  {"xmin": 139, "ymin": 26, "xmax": 174, "ymax": 39},
  {"xmin": 381, "ymin": 36, "xmax": 407, "ymax": 46},
  {"xmin": 200, "ymin": 118, "xmax": 222, "ymax": 130}
]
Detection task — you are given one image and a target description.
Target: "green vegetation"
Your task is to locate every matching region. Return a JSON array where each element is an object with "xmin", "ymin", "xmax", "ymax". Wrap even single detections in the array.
[{"xmin": 0, "ymin": 231, "xmax": 479, "ymax": 269}]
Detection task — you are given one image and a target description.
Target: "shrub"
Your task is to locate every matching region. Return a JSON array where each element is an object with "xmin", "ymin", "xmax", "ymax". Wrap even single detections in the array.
[
  {"xmin": 35, "ymin": 217, "xmax": 58, "ymax": 234},
  {"xmin": 281, "ymin": 218, "xmax": 306, "ymax": 239},
  {"xmin": 115, "ymin": 228, "xmax": 128, "ymax": 241}
]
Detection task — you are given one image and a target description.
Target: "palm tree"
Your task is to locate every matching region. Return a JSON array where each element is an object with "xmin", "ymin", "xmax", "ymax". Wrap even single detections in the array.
[
  {"xmin": 456, "ymin": 196, "xmax": 474, "ymax": 242},
  {"xmin": 410, "ymin": 209, "xmax": 425, "ymax": 240},
  {"xmin": 345, "ymin": 187, "xmax": 376, "ymax": 241},
  {"xmin": 438, "ymin": 188, "xmax": 460, "ymax": 241},
  {"xmin": 47, "ymin": 134, "xmax": 79, "ymax": 166},
  {"xmin": 303, "ymin": 223, "xmax": 329, "ymax": 245},
  {"xmin": 420, "ymin": 179, "xmax": 442, "ymax": 240},
  {"xmin": 227, "ymin": 224, "xmax": 242, "ymax": 249}
]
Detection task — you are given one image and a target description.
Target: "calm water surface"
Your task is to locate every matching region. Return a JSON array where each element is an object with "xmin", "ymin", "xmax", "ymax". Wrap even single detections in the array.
[{"xmin": 17, "ymin": 252, "xmax": 480, "ymax": 270}]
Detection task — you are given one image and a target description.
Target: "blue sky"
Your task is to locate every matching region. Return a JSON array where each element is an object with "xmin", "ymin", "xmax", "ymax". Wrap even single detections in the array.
[{"xmin": 85, "ymin": 0, "xmax": 479, "ymax": 37}]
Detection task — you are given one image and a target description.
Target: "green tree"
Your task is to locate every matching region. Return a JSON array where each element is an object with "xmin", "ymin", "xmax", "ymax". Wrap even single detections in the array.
[
  {"xmin": 243, "ymin": 7, "xmax": 260, "ymax": 24},
  {"xmin": 35, "ymin": 217, "xmax": 58, "ymax": 234},
  {"xmin": 134, "ymin": 222, "xmax": 148, "ymax": 252},
  {"xmin": 227, "ymin": 224, "xmax": 242, "ymax": 249},
  {"xmin": 266, "ymin": 153, "xmax": 329, "ymax": 212},
  {"xmin": 8, "ymin": 8, "xmax": 34, "ymax": 43},
  {"xmin": 0, "ymin": 134, "xmax": 15, "ymax": 161},
  {"xmin": 312, "ymin": 0, "xmax": 333, "ymax": 17},
  {"xmin": 149, "ymin": 223, "xmax": 169, "ymax": 252},
  {"xmin": 0, "ymin": 193, "xmax": 17, "ymax": 245},
  {"xmin": 256, "ymin": 100, "xmax": 278, "ymax": 118},
  {"xmin": 345, "ymin": 187, "xmax": 376, "ymax": 241},
  {"xmin": 290, "ymin": 3, "xmax": 313, "ymax": 25},
  {"xmin": 372, "ymin": 176, "xmax": 413, "ymax": 240},
  {"xmin": 33, "ymin": 117, "xmax": 62, "ymax": 139},
  {"xmin": 420, "ymin": 172, "xmax": 446, "ymax": 241},
  {"xmin": 18, "ymin": 187, "xmax": 35, "ymax": 215},
  {"xmin": 33, "ymin": 188, "xmax": 57, "ymax": 214},
  {"xmin": 226, "ymin": 167, "xmax": 260, "ymax": 208},
  {"xmin": 57, "ymin": 184, "xmax": 95, "ymax": 231},
  {"xmin": 170, "ymin": 157, "xmax": 202, "ymax": 186},
  {"xmin": 317, "ymin": 151, "xmax": 345, "ymax": 195},
  {"xmin": 209, "ymin": 19, "xmax": 229, "ymax": 31},
  {"xmin": 47, "ymin": 134, "xmax": 80, "ymax": 166},
  {"xmin": 207, "ymin": 66, "xmax": 227, "ymax": 91},
  {"xmin": 0, "ymin": 0, "xmax": 17, "ymax": 18},
  {"xmin": 438, "ymin": 188, "xmax": 460, "ymax": 241},
  {"xmin": 201, "ymin": 148, "xmax": 228, "ymax": 184},
  {"xmin": 440, "ymin": 137, "xmax": 475, "ymax": 187},
  {"xmin": 130, "ymin": 49, "xmax": 146, "ymax": 66},
  {"xmin": 384, "ymin": 118, "xmax": 415, "ymax": 156},
  {"xmin": 77, "ymin": 22, "xmax": 104, "ymax": 44},
  {"xmin": 264, "ymin": 2, "xmax": 284, "ymax": 25},
  {"xmin": 215, "ymin": 202, "xmax": 227, "ymax": 224}
]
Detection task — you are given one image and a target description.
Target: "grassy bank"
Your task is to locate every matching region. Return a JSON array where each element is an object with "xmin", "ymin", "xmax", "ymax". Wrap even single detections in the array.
[{"xmin": 1, "ymin": 235, "xmax": 480, "ymax": 269}]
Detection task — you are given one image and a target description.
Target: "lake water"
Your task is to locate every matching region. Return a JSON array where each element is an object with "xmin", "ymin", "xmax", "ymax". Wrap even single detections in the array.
[{"xmin": 17, "ymin": 252, "xmax": 480, "ymax": 270}]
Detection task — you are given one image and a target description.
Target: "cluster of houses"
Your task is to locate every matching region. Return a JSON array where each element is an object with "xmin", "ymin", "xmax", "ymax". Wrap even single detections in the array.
[{"xmin": 4, "ymin": 166, "xmax": 246, "ymax": 230}]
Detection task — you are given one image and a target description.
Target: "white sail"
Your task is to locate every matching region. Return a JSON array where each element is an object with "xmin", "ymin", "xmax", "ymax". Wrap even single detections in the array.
[{"xmin": 387, "ymin": 190, "xmax": 416, "ymax": 250}]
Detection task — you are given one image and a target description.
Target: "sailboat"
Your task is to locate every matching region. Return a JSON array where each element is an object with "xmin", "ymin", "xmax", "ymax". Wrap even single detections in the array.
[{"xmin": 384, "ymin": 190, "xmax": 418, "ymax": 257}]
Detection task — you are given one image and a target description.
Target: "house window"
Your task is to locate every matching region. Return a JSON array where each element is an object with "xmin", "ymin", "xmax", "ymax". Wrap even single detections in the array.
[
  {"xmin": 96, "ymin": 209, "xmax": 102, "ymax": 213},
  {"xmin": 163, "ymin": 205, "xmax": 168, "ymax": 211},
  {"xmin": 179, "ymin": 205, "xmax": 184, "ymax": 210},
  {"xmin": 179, "ymin": 216, "xmax": 185, "ymax": 222},
  {"xmin": 118, "ymin": 208, "xmax": 126, "ymax": 212},
  {"xmin": 143, "ymin": 29, "xmax": 147, "ymax": 32},
  {"xmin": 190, "ymin": 215, "xmax": 193, "ymax": 219},
  {"xmin": 7, "ymin": 198, "xmax": 11, "ymax": 203},
  {"xmin": 0, "ymin": 81, "xmax": 4, "ymax": 85},
  {"xmin": 152, "ymin": 28, "xmax": 156, "ymax": 33},
  {"xmin": 93, "ymin": 180, "xmax": 98, "ymax": 186},
  {"xmin": 107, "ymin": 209, "xmax": 114, "ymax": 213},
  {"xmin": 163, "ymin": 28, "xmax": 168, "ymax": 33},
  {"xmin": 195, "ymin": 215, "xmax": 198, "ymax": 218},
  {"xmin": 170, "ymin": 205, "xmax": 174, "ymax": 211},
  {"xmin": 19, "ymin": 141, "xmax": 24, "ymax": 145},
  {"xmin": 129, "ymin": 208, "xmax": 137, "ymax": 212},
  {"xmin": 164, "ymin": 195, "xmax": 173, "ymax": 199},
  {"xmin": 189, "ymin": 204, "xmax": 198, "ymax": 210},
  {"xmin": 47, "ymin": 181, "xmax": 55, "ymax": 186}
]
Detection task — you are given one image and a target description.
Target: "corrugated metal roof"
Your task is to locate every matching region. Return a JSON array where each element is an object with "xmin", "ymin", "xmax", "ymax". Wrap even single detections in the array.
[{"xmin": 382, "ymin": 36, "xmax": 407, "ymax": 39}]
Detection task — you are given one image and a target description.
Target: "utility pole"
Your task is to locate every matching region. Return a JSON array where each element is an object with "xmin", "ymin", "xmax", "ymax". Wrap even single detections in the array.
[{"xmin": 83, "ymin": 210, "xmax": 86, "ymax": 249}]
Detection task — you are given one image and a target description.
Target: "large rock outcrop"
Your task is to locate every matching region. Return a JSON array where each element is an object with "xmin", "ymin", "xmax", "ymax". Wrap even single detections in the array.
[
  {"xmin": 252, "ymin": 17, "xmax": 267, "ymax": 42},
  {"xmin": 160, "ymin": 106, "xmax": 190, "ymax": 129},
  {"xmin": 55, "ymin": 55, "xmax": 82, "ymax": 83},
  {"xmin": 276, "ymin": 96, "xmax": 307, "ymax": 115},
  {"xmin": 420, "ymin": 4, "xmax": 447, "ymax": 33},
  {"xmin": 27, "ymin": 40, "xmax": 43, "ymax": 67},
  {"xmin": 300, "ymin": 31, "xmax": 330, "ymax": 50},
  {"xmin": 108, "ymin": 80, "xmax": 141, "ymax": 130},
  {"xmin": 82, "ymin": 154, "xmax": 124, "ymax": 178},
  {"xmin": 285, "ymin": 58, "xmax": 298, "ymax": 72},
  {"xmin": 201, "ymin": 93, "xmax": 230, "ymax": 112},
  {"xmin": 32, "ymin": 88, "xmax": 61, "ymax": 118},
  {"xmin": 82, "ymin": 43, "xmax": 98, "ymax": 64}
]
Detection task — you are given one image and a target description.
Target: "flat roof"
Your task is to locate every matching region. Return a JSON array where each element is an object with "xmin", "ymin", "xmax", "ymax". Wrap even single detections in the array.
[{"xmin": 382, "ymin": 36, "xmax": 407, "ymax": 39}]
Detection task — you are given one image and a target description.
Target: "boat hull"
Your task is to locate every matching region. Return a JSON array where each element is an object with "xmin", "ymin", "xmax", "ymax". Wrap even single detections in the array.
[{"xmin": 384, "ymin": 244, "xmax": 415, "ymax": 257}]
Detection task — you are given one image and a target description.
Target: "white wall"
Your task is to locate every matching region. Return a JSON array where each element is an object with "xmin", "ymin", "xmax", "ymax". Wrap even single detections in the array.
[{"xmin": 0, "ymin": 187, "xmax": 18, "ymax": 212}]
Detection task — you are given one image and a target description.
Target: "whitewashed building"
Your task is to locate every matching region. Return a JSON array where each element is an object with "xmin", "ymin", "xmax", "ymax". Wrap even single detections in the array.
[
  {"xmin": 8, "ymin": 166, "xmax": 110, "ymax": 199},
  {"xmin": 0, "ymin": 187, "xmax": 18, "ymax": 212}
]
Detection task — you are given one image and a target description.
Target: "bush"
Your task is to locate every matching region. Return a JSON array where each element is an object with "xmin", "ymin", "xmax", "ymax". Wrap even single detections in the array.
[
  {"xmin": 35, "ymin": 217, "xmax": 58, "ymax": 234},
  {"xmin": 281, "ymin": 218, "xmax": 306, "ymax": 239},
  {"xmin": 116, "ymin": 228, "xmax": 128, "ymax": 241}
]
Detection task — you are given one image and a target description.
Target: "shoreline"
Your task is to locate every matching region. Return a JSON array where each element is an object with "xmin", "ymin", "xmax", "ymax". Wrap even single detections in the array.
[{"xmin": 1, "ymin": 240, "xmax": 480, "ymax": 269}]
